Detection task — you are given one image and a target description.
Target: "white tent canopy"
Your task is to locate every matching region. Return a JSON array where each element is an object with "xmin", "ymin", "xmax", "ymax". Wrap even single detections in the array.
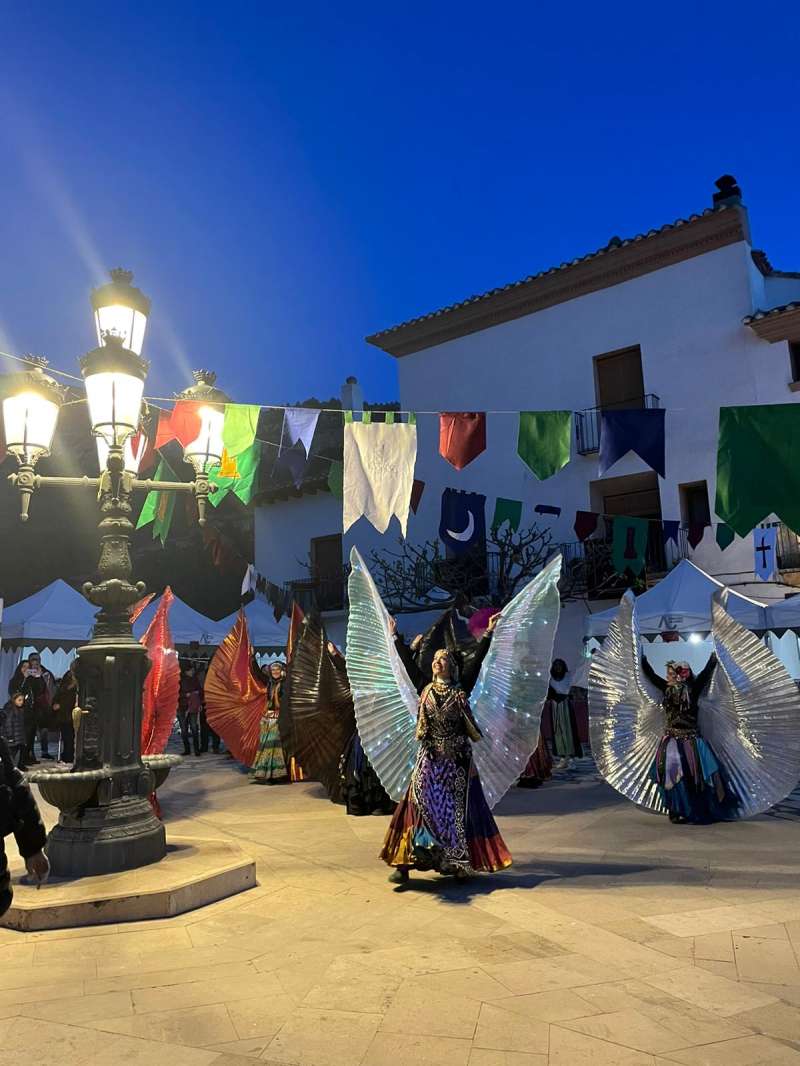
[
  {"xmin": 585, "ymin": 561, "xmax": 768, "ymax": 639},
  {"xmin": 133, "ymin": 593, "xmax": 233, "ymax": 647},
  {"xmin": 220, "ymin": 598, "xmax": 289, "ymax": 652},
  {"xmin": 0, "ymin": 580, "xmax": 97, "ymax": 648},
  {"xmin": 765, "ymin": 595, "xmax": 800, "ymax": 634}
]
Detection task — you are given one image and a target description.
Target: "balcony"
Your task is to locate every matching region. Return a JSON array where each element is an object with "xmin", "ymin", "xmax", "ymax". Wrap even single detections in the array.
[
  {"xmin": 559, "ymin": 524, "xmax": 690, "ymax": 599},
  {"xmin": 288, "ymin": 568, "xmax": 349, "ymax": 613},
  {"xmin": 575, "ymin": 394, "xmax": 661, "ymax": 456}
]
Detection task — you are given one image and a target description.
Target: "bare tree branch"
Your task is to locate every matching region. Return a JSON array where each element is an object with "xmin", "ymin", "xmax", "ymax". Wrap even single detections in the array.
[{"xmin": 369, "ymin": 524, "xmax": 554, "ymax": 611}]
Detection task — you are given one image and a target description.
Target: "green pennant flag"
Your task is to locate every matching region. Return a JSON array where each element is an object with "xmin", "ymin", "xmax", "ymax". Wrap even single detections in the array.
[
  {"xmin": 327, "ymin": 459, "xmax": 343, "ymax": 500},
  {"xmin": 136, "ymin": 458, "xmax": 177, "ymax": 546},
  {"xmin": 222, "ymin": 404, "xmax": 260, "ymax": 457},
  {"xmin": 208, "ymin": 441, "xmax": 261, "ymax": 507},
  {"xmin": 492, "ymin": 497, "xmax": 522, "ymax": 532},
  {"xmin": 716, "ymin": 405, "xmax": 800, "ymax": 537},
  {"xmin": 517, "ymin": 411, "xmax": 572, "ymax": 480},
  {"xmin": 715, "ymin": 523, "xmax": 735, "ymax": 552},
  {"xmin": 611, "ymin": 515, "xmax": 649, "ymax": 577}
]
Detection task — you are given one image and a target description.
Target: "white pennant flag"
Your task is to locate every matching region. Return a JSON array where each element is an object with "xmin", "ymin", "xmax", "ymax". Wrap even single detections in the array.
[{"xmin": 343, "ymin": 414, "xmax": 417, "ymax": 536}]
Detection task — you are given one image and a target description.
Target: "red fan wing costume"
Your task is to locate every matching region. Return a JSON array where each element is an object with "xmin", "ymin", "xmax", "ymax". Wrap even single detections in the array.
[
  {"xmin": 205, "ymin": 609, "xmax": 266, "ymax": 766},
  {"xmin": 140, "ymin": 586, "xmax": 180, "ymax": 755}
]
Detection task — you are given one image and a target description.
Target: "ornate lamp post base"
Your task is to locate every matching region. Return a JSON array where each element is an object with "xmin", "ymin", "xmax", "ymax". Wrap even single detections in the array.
[
  {"xmin": 29, "ymin": 634, "xmax": 181, "ymax": 878},
  {"xmin": 44, "ymin": 797, "xmax": 167, "ymax": 878}
]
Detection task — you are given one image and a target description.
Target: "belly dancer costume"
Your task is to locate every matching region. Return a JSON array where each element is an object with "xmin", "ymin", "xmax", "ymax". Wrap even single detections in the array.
[
  {"xmin": 589, "ymin": 590, "xmax": 800, "ymax": 822},
  {"xmin": 345, "ymin": 547, "xmax": 563, "ymax": 878}
]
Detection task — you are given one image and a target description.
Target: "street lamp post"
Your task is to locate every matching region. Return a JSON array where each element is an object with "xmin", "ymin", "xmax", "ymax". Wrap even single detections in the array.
[{"xmin": 1, "ymin": 270, "xmax": 223, "ymax": 877}]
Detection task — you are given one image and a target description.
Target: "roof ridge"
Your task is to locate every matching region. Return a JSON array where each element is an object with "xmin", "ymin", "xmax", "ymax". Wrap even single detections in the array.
[{"xmin": 367, "ymin": 204, "xmax": 733, "ymax": 342}]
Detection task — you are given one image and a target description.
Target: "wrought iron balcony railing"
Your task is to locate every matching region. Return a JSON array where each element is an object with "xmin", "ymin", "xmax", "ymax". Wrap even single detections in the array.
[{"xmin": 575, "ymin": 394, "xmax": 661, "ymax": 456}]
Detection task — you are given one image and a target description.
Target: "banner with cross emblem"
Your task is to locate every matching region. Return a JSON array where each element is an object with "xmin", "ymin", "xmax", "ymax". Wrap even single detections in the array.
[{"xmin": 754, "ymin": 526, "xmax": 778, "ymax": 582}]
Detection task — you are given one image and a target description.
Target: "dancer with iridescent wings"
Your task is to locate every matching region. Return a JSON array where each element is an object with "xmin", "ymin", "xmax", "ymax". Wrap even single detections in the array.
[
  {"xmin": 346, "ymin": 547, "xmax": 562, "ymax": 884},
  {"xmin": 589, "ymin": 590, "xmax": 800, "ymax": 823}
]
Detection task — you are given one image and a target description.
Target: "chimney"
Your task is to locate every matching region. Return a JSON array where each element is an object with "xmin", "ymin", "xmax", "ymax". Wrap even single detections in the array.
[
  {"xmin": 712, "ymin": 175, "xmax": 742, "ymax": 208},
  {"xmin": 340, "ymin": 375, "xmax": 364, "ymax": 412}
]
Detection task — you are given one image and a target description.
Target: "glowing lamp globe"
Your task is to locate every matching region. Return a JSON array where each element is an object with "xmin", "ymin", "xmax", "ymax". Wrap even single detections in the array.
[
  {"xmin": 80, "ymin": 333, "xmax": 148, "ymax": 448},
  {"xmin": 90, "ymin": 268, "xmax": 151, "ymax": 357},
  {"xmin": 1, "ymin": 358, "xmax": 63, "ymax": 464},
  {"xmin": 178, "ymin": 370, "xmax": 231, "ymax": 474}
]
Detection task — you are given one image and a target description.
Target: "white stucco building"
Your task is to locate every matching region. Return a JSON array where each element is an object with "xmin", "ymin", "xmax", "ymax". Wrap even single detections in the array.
[{"xmin": 254, "ymin": 176, "xmax": 800, "ymax": 665}]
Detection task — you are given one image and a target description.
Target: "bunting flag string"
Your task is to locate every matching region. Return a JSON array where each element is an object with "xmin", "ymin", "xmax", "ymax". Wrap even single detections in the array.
[
  {"xmin": 492, "ymin": 497, "xmax": 522, "ymax": 532},
  {"xmin": 517, "ymin": 411, "xmax": 572, "ymax": 480},
  {"xmin": 598, "ymin": 408, "xmax": 666, "ymax": 478},
  {"xmin": 343, "ymin": 412, "xmax": 417, "ymax": 536},
  {"xmin": 136, "ymin": 457, "xmax": 178, "ymax": 546},
  {"xmin": 440, "ymin": 489, "xmax": 486, "ymax": 556},
  {"xmin": 439, "ymin": 412, "xmax": 486, "ymax": 470},
  {"xmin": 715, "ymin": 523, "xmax": 735, "ymax": 552},
  {"xmin": 716, "ymin": 404, "xmax": 800, "ymax": 537},
  {"xmin": 754, "ymin": 526, "xmax": 778, "ymax": 582}
]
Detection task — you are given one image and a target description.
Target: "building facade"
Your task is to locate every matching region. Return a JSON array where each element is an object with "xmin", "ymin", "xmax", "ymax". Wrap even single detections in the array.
[{"xmin": 255, "ymin": 178, "xmax": 800, "ymax": 661}]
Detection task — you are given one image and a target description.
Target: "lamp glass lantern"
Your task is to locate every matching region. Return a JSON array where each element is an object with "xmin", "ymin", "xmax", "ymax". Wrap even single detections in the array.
[
  {"xmin": 184, "ymin": 405, "xmax": 225, "ymax": 473},
  {"xmin": 90, "ymin": 268, "xmax": 151, "ymax": 357},
  {"xmin": 82, "ymin": 270, "xmax": 150, "ymax": 452},
  {"xmin": 1, "ymin": 362, "xmax": 63, "ymax": 464}
]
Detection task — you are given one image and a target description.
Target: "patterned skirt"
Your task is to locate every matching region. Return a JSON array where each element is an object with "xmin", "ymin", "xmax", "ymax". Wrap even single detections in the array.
[
  {"xmin": 650, "ymin": 732, "xmax": 737, "ymax": 822},
  {"xmin": 252, "ymin": 716, "xmax": 289, "ymax": 783},
  {"xmin": 380, "ymin": 749, "xmax": 511, "ymax": 874},
  {"xmin": 518, "ymin": 733, "xmax": 552, "ymax": 788}
]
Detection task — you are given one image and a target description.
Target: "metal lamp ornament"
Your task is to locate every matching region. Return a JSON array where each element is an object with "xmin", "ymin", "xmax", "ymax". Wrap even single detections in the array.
[{"xmin": 1, "ymin": 269, "xmax": 221, "ymax": 877}]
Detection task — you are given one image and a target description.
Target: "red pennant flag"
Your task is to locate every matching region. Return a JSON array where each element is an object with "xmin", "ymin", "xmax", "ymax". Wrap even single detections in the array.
[
  {"xmin": 574, "ymin": 511, "xmax": 600, "ymax": 542},
  {"xmin": 688, "ymin": 522, "xmax": 708, "ymax": 549},
  {"xmin": 439, "ymin": 412, "xmax": 487, "ymax": 470},
  {"xmin": 140, "ymin": 587, "xmax": 180, "ymax": 756},
  {"xmin": 155, "ymin": 401, "xmax": 203, "ymax": 451}
]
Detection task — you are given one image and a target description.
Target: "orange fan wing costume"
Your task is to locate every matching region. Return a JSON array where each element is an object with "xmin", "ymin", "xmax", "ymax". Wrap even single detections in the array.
[
  {"xmin": 140, "ymin": 586, "xmax": 180, "ymax": 756},
  {"xmin": 205, "ymin": 609, "xmax": 266, "ymax": 767}
]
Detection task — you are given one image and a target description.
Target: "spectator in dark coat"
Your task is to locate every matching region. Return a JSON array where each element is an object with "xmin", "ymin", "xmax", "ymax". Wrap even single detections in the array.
[
  {"xmin": 0, "ymin": 692, "xmax": 28, "ymax": 769},
  {"xmin": 51, "ymin": 670, "xmax": 78, "ymax": 764},
  {"xmin": 0, "ymin": 736, "xmax": 49, "ymax": 917}
]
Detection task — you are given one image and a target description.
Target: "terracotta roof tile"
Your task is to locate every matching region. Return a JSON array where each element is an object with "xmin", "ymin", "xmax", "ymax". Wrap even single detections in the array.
[{"xmin": 367, "ymin": 207, "xmax": 729, "ymax": 343}]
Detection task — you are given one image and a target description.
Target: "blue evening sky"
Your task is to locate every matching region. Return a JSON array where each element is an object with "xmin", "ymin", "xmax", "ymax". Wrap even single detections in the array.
[{"xmin": 0, "ymin": 2, "xmax": 797, "ymax": 407}]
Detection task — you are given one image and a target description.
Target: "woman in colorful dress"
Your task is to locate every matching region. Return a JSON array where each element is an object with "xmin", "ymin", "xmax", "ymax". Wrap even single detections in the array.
[
  {"xmin": 251, "ymin": 661, "xmax": 289, "ymax": 784},
  {"xmin": 642, "ymin": 656, "xmax": 736, "ymax": 824},
  {"xmin": 381, "ymin": 617, "xmax": 511, "ymax": 884}
]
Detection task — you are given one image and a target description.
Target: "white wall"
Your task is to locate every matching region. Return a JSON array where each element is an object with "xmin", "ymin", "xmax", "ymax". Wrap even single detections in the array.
[
  {"xmin": 255, "ymin": 231, "xmax": 800, "ymax": 665},
  {"xmin": 764, "ymin": 275, "xmax": 800, "ymax": 308}
]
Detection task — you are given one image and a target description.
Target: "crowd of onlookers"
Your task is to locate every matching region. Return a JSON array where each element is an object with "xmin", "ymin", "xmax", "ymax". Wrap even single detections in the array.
[
  {"xmin": 1, "ymin": 654, "xmax": 78, "ymax": 769},
  {"xmin": 0, "ymin": 649, "xmax": 227, "ymax": 769}
]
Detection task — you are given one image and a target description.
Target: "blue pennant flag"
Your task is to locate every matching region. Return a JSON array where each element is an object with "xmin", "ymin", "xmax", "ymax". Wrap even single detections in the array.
[
  {"xmin": 599, "ymin": 409, "xmax": 666, "ymax": 478},
  {"xmin": 662, "ymin": 520, "xmax": 681, "ymax": 548},
  {"xmin": 754, "ymin": 527, "xmax": 777, "ymax": 582},
  {"xmin": 440, "ymin": 489, "xmax": 486, "ymax": 556}
]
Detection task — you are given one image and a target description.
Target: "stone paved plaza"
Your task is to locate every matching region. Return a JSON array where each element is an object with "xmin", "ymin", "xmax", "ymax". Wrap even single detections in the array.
[{"xmin": 3, "ymin": 758, "xmax": 800, "ymax": 1066}]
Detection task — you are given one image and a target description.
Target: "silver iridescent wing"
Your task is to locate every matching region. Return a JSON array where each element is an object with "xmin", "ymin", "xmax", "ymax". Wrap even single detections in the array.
[
  {"xmin": 346, "ymin": 546, "xmax": 419, "ymax": 801},
  {"xmin": 588, "ymin": 591, "xmax": 666, "ymax": 813},
  {"xmin": 471, "ymin": 554, "xmax": 562, "ymax": 809},
  {"xmin": 698, "ymin": 594, "xmax": 800, "ymax": 818}
]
